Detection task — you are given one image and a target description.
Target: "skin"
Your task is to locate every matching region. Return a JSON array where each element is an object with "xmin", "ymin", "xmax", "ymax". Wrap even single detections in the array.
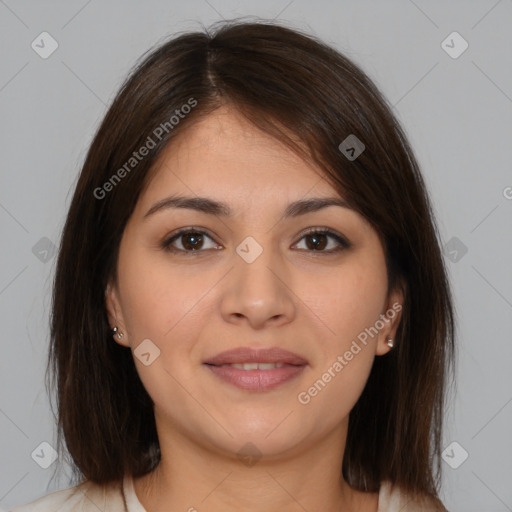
[{"xmin": 106, "ymin": 105, "xmax": 403, "ymax": 512}]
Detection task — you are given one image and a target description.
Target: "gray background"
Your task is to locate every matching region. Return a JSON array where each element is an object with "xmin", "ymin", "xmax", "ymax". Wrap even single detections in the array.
[{"xmin": 1, "ymin": 0, "xmax": 511, "ymax": 511}]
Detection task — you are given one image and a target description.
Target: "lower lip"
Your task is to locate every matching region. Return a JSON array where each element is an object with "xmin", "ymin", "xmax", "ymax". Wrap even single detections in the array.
[{"xmin": 204, "ymin": 364, "xmax": 306, "ymax": 391}]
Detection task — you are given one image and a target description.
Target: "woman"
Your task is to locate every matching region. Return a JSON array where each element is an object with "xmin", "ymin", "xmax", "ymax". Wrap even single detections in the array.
[{"xmin": 11, "ymin": 19, "xmax": 455, "ymax": 512}]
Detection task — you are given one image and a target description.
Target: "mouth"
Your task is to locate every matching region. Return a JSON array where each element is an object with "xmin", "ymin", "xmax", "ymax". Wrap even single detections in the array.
[
  {"xmin": 215, "ymin": 362, "xmax": 287, "ymax": 370},
  {"xmin": 203, "ymin": 347, "xmax": 308, "ymax": 391}
]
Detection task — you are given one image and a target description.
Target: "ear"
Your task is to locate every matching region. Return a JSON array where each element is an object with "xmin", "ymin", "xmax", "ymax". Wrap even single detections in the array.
[
  {"xmin": 105, "ymin": 280, "xmax": 130, "ymax": 348},
  {"xmin": 375, "ymin": 284, "xmax": 404, "ymax": 356}
]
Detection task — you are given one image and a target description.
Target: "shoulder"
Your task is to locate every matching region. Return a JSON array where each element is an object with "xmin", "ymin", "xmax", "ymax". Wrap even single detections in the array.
[
  {"xmin": 379, "ymin": 480, "xmax": 449, "ymax": 512},
  {"xmin": 9, "ymin": 479, "xmax": 125, "ymax": 512}
]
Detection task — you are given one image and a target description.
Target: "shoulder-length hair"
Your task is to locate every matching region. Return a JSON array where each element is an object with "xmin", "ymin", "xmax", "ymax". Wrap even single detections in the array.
[{"xmin": 48, "ymin": 18, "xmax": 455, "ymax": 503}]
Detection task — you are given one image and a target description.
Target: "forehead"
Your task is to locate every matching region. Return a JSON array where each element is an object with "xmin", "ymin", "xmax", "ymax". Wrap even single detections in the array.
[{"xmin": 141, "ymin": 106, "xmax": 340, "ymax": 204}]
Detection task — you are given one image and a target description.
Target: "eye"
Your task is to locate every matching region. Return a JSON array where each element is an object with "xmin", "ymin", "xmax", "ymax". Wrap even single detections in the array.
[
  {"xmin": 293, "ymin": 228, "xmax": 351, "ymax": 253},
  {"xmin": 161, "ymin": 227, "xmax": 351, "ymax": 255},
  {"xmin": 162, "ymin": 228, "xmax": 220, "ymax": 254}
]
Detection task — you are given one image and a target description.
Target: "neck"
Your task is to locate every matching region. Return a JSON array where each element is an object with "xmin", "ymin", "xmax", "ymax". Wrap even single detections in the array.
[{"xmin": 133, "ymin": 422, "xmax": 378, "ymax": 512}]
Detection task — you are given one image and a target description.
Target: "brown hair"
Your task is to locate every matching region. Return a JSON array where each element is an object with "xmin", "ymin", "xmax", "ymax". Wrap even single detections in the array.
[{"xmin": 47, "ymin": 18, "xmax": 455, "ymax": 505}]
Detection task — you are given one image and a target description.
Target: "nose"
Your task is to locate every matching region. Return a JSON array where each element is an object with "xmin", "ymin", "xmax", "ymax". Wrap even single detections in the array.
[{"xmin": 220, "ymin": 241, "xmax": 297, "ymax": 330}]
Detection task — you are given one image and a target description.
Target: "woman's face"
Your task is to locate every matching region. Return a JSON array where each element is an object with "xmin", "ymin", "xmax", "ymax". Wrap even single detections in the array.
[{"xmin": 106, "ymin": 105, "xmax": 402, "ymax": 459}]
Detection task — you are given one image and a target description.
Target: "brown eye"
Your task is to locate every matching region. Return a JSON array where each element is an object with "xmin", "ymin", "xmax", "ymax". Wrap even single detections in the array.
[
  {"xmin": 162, "ymin": 229, "xmax": 219, "ymax": 254},
  {"xmin": 180, "ymin": 232, "xmax": 205, "ymax": 250},
  {"xmin": 294, "ymin": 229, "xmax": 351, "ymax": 253},
  {"xmin": 304, "ymin": 232, "xmax": 328, "ymax": 251},
  {"xmin": 162, "ymin": 227, "xmax": 350, "ymax": 256}
]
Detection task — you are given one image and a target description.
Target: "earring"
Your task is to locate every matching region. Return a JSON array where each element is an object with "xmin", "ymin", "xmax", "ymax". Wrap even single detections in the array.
[
  {"xmin": 111, "ymin": 326, "xmax": 124, "ymax": 340},
  {"xmin": 386, "ymin": 335, "xmax": 394, "ymax": 348}
]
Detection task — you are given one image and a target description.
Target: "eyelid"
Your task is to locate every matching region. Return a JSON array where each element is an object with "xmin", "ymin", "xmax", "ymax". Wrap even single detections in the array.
[
  {"xmin": 162, "ymin": 226, "xmax": 220, "ymax": 253},
  {"xmin": 295, "ymin": 226, "xmax": 351, "ymax": 249}
]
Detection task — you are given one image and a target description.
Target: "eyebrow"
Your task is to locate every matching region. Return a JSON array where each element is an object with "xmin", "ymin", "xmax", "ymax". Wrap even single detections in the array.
[{"xmin": 143, "ymin": 194, "xmax": 352, "ymax": 220}]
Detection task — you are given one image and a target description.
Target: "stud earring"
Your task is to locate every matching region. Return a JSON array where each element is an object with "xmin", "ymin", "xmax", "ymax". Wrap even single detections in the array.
[
  {"xmin": 386, "ymin": 335, "xmax": 394, "ymax": 348},
  {"xmin": 111, "ymin": 326, "xmax": 123, "ymax": 340}
]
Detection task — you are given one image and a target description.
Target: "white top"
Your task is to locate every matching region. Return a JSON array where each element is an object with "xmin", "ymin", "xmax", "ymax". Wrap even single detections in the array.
[{"xmin": 9, "ymin": 474, "xmax": 446, "ymax": 511}]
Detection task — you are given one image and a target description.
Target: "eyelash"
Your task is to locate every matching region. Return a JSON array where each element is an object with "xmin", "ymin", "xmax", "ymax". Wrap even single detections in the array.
[{"xmin": 161, "ymin": 226, "xmax": 351, "ymax": 256}]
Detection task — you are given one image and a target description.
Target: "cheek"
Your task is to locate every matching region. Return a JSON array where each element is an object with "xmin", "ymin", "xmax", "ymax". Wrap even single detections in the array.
[
  {"xmin": 306, "ymin": 253, "xmax": 388, "ymax": 349},
  {"xmin": 297, "ymin": 349, "xmax": 375, "ymax": 431},
  {"xmin": 295, "ymin": 253, "xmax": 387, "ymax": 421},
  {"xmin": 116, "ymin": 251, "xmax": 211, "ymax": 414},
  {"xmin": 117, "ymin": 243, "xmax": 206, "ymax": 340},
  {"xmin": 116, "ymin": 247, "xmax": 215, "ymax": 392}
]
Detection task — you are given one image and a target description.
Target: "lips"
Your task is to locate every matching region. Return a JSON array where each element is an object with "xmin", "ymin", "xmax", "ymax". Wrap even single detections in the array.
[
  {"xmin": 203, "ymin": 346, "xmax": 308, "ymax": 366},
  {"xmin": 203, "ymin": 347, "xmax": 308, "ymax": 391}
]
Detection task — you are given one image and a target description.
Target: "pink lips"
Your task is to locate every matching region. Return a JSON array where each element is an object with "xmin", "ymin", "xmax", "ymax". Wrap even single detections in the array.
[{"xmin": 203, "ymin": 347, "xmax": 308, "ymax": 391}]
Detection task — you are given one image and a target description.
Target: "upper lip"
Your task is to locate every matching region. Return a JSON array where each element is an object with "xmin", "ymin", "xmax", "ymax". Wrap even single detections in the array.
[{"xmin": 204, "ymin": 347, "xmax": 308, "ymax": 366}]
